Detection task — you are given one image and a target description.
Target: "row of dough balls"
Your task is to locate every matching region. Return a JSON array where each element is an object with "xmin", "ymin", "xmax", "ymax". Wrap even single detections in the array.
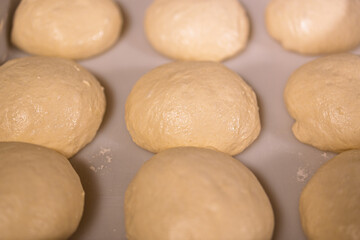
[
  {"xmin": 0, "ymin": 56, "xmax": 106, "ymax": 239},
  {"xmin": 124, "ymin": 148, "xmax": 360, "ymax": 240},
  {"xmin": 3, "ymin": 0, "xmax": 116, "ymax": 238},
  {"xmin": 2, "ymin": 28, "xmax": 358, "ymax": 240},
  {"xmin": 5, "ymin": 1, "xmax": 359, "ymax": 239},
  {"xmin": 125, "ymin": 54, "xmax": 360, "ymax": 155},
  {"xmin": 124, "ymin": 53, "xmax": 360, "ymax": 239},
  {"xmin": 123, "ymin": 62, "xmax": 272, "ymax": 238},
  {"xmin": 286, "ymin": 54, "xmax": 360, "ymax": 239},
  {"xmin": 10, "ymin": 0, "xmax": 360, "ymax": 61},
  {"xmin": 146, "ymin": 0, "xmax": 360, "ymax": 60},
  {"xmin": 0, "ymin": 143, "xmax": 357, "ymax": 240},
  {"xmin": 0, "ymin": 53, "xmax": 356, "ymax": 239},
  {"xmin": 123, "ymin": 61, "xmax": 274, "ymax": 238},
  {"xmin": 288, "ymin": 54, "xmax": 360, "ymax": 238}
]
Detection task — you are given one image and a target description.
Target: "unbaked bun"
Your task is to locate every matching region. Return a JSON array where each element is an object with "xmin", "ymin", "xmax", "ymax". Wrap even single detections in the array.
[
  {"xmin": 125, "ymin": 147, "xmax": 274, "ymax": 240},
  {"xmin": 299, "ymin": 149, "xmax": 360, "ymax": 240},
  {"xmin": 265, "ymin": 0, "xmax": 360, "ymax": 55},
  {"xmin": 11, "ymin": 0, "xmax": 122, "ymax": 59},
  {"xmin": 125, "ymin": 61, "xmax": 260, "ymax": 155},
  {"xmin": 284, "ymin": 53, "xmax": 360, "ymax": 152},
  {"xmin": 0, "ymin": 142, "xmax": 84, "ymax": 240},
  {"xmin": 144, "ymin": 0, "xmax": 250, "ymax": 61},
  {"xmin": 0, "ymin": 56, "xmax": 106, "ymax": 158}
]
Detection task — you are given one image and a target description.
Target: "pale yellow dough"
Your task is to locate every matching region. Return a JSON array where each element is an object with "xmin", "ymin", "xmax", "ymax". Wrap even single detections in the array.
[
  {"xmin": 284, "ymin": 54, "xmax": 360, "ymax": 152},
  {"xmin": 125, "ymin": 147, "xmax": 274, "ymax": 240},
  {"xmin": 0, "ymin": 56, "xmax": 106, "ymax": 158},
  {"xmin": 145, "ymin": 0, "xmax": 250, "ymax": 61},
  {"xmin": 266, "ymin": 0, "xmax": 360, "ymax": 54},
  {"xmin": 11, "ymin": 0, "xmax": 122, "ymax": 59},
  {"xmin": 125, "ymin": 61, "xmax": 260, "ymax": 155},
  {"xmin": 0, "ymin": 142, "xmax": 84, "ymax": 240},
  {"xmin": 299, "ymin": 150, "xmax": 360, "ymax": 240}
]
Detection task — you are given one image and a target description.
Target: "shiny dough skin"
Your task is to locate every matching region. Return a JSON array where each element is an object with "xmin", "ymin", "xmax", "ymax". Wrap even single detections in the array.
[
  {"xmin": 0, "ymin": 56, "xmax": 106, "ymax": 158},
  {"xmin": 266, "ymin": 0, "xmax": 360, "ymax": 54},
  {"xmin": 145, "ymin": 0, "xmax": 250, "ymax": 61},
  {"xmin": 125, "ymin": 147, "xmax": 274, "ymax": 240},
  {"xmin": 11, "ymin": 0, "xmax": 122, "ymax": 59},
  {"xmin": 284, "ymin": 53, "xmax": 360, "ymax": 152},
  {"xmin": 299, "ymin": 150, "xmax": 360, "ymax": 240},
  {"xmin": 0, "ymin": 142, "xmax": 84, "ymax": 240},
  {"xmin": 125, "ymin": 61, "xmax": 260, "ymax": 155}
]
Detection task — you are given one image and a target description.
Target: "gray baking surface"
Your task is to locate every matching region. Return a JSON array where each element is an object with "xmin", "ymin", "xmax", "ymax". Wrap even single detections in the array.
[{"xmin": 6, "ymin": 0, "xmax": 360, "ymax": 239}]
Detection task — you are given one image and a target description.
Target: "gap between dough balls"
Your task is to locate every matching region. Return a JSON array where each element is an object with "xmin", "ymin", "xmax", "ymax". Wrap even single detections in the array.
[{"xmin": 125, "ymin": 61, "xmax": 261, "ymax": 156}]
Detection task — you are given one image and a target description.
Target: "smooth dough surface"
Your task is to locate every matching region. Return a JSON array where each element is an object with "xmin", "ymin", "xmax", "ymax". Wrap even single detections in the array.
[
  {"xmin": 0, "ymin": 56, "xmax": 106, "ymax": 158},
  {"xmin": 11, "ymin": 0, "xmax": 122, "ymax": 59},
  {"xmin": 299, "ymin": 150, "xmax": 360, "ymax": 240},
  {"xmin": 145, "ymin": 0, "xmax": 250, "ymax": 61},
  {"xmin": 0, "ymin": 142, "xmax": 84, "ymax": 240},
  {"xmin": 266, "ymin": 0, "xmax": 360, "ymax": 54},
  {"xmin": 125, "ymin": 147, "xmax": 274, "ymax": 240},
  {"xmin": 125, "ymin": 61, "xmax": 260, "ymax": 155},
  {"xmin": 284, "ymin": 54, "xmax": 360, "ymax": 152}
]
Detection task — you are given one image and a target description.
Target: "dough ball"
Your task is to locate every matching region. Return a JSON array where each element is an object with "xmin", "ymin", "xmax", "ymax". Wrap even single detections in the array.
[
  {"xmin": 0, "ymin": 142, "xmax": 84, "ymax": 240},
  {"xmin": 299, "ymin": 149, "xmax": 360, "ymax": 240},
  {"xmin": 284, "ymin": 53, "xmax": 360, "ymax": 152},
  {"xmin": 144, "ymin": 0, "xmax": 250, "ymax": 61},
  {"xmin": 265, "ymin": 0, "xmax": 360, "ymax": 55},
  {"xmin": 0, "ymin": 56, "xmax": 106, "ymax": 158},
  {"xmin": 125, "ymin": 147, "xmax": 274, "ymax": 240},
  {"xmin": 125, "ymin": 61, "xmax": 260, "ymax": 155},
  {"xmin": 11, "ymin": 0, "xmax": 122, "ymax": 59}
]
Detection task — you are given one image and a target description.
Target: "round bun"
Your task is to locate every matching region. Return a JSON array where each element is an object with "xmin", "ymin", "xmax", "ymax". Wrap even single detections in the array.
[
  {"xmin": 265, "ymin": 0, "xmax": 360, "ymax": 55},
  {"xmin": 284, "ymin": 53, "xmax": 360, "ymax": 152},
  {"xmin": 0, "ymin": 56, "xmax": 106, "ymax": 158},
  {"xmin": 299, "ymin": 149, "xmax": 360, "ymax": 240},
  {"xmin": 144, "ymin": 0, "xmax": 250, "ymax": 61},
  {"xmin": 0, "ymin": 142, "xmax": 84, "ymax": 240},
  {"xmin": 125, "ymin": 147, "xmax": 274, "ymax": 240},
  {"xmin": 11, "ymin": 0, "xmax": 122, "ymax": 59},
  {"xmin": 125, "ymin": 61, "xmax": 260, "ymax": 155}
]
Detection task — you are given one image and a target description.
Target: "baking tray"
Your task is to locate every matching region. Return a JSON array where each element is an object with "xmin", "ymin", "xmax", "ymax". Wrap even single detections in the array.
[{"xmin": 5, "ymin": 0, "xmax": 360, "ymax": 239}]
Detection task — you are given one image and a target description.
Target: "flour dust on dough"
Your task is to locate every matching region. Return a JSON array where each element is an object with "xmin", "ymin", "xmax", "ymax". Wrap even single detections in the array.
[
  {"xmin": 0, "ymin": 142, "xmax": 84, "ymax": 240},
  {"xmin": 125, "ymin": 147, "xmax": 274, "ymax": 240},
  {"xmin": 125, "ymin": 61, "xmax": 260, "ymax": 156},
  {"xmin": 11, "ymin": 0, "xmax": 123, "ymax": 59},
  {"xmin": 0, "ymin": 56, "xmax": 106, "ymax": 158}
]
